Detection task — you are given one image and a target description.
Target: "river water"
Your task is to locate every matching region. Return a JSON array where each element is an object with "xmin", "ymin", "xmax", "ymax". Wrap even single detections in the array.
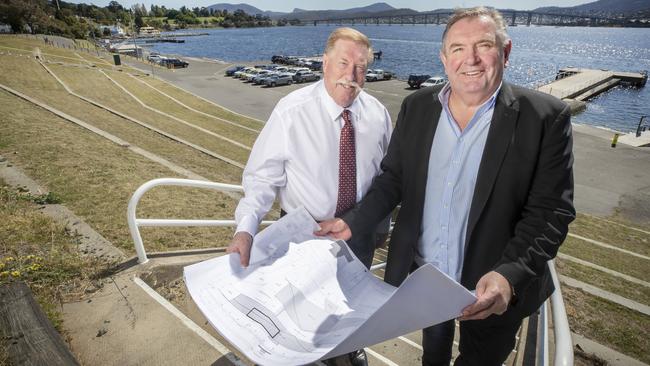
[{"xmin": 150, "ymin": 25, "xmax": 650, "ymax": 132}]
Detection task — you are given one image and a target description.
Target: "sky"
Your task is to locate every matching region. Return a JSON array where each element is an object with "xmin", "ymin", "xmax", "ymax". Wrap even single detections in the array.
[{"xmin": 68, "ymin": 0, "xmax": 592, "ymax": 13}]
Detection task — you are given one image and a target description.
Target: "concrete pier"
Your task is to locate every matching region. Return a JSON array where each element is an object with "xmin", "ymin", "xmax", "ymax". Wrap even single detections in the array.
[{"xmin": 536, "ymin": 68, "xmax": 647, "ymax": 113}]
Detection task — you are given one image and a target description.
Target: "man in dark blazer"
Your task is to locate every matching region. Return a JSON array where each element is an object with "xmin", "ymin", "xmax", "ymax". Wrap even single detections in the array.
[{"xmin": 316, "ymin": 7, "xmax": 575, "ymax": 366}]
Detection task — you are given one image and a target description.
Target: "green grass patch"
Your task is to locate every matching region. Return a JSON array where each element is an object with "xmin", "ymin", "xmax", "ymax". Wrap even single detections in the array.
[
  {"xmin": 556, "ymin": 258, "xmax": 650, "ymax": 306},
  {"xmin": 560, "ymin": 236, "xmax": 648, "ymax": 282},
  {"xmin": 563, "ymin": 285, "xmax": 650, "ymax": 363},
  {"xmin": 570, "ymin": 213, "xmax": 650, "ymax": 256}
]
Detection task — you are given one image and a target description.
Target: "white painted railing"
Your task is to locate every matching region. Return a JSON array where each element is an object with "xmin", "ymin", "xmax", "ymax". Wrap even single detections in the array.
[
  {"xmin": 128, "ymin": 178, "xmax": 391, "ymax": 270},
  {"xmin": 540, "ymin": 260, "xmax": 574, "ymax": 366},
  {"xmin": 127, "ymin": 178, "xmax": 265, "ymax": 264},
  {"xmin": 127, "ymin": 178, "xmax": 573, "ymax": 364}
]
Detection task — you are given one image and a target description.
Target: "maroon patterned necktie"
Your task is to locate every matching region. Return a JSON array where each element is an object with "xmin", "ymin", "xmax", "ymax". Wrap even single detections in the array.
[{"xmin": 335, "ymin": 109, "xmax": 357, "ymax": 217}]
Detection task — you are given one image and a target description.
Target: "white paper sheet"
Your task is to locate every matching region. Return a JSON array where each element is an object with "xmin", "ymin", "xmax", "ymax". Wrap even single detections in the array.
[{"xmin": 184, "ymin": 208, "xmax": 477, "ymax": 365}]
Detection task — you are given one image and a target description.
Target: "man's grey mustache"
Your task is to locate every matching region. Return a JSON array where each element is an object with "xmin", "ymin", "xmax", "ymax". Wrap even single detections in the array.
[{"xmin": 336, "ymin": 79, "xmax": 362, "ymax": 92}]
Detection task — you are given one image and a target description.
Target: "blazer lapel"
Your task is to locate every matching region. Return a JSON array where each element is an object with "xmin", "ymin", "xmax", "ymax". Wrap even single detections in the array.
[{"xmin": 466, "ymin": 83, "xmax": 519, "ymax": 247}]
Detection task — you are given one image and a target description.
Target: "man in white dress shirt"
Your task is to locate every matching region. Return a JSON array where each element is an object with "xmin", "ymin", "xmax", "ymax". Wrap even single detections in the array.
[{"xmin": 227, "ymin": 27, "xmax": 392, "ymax": 365}]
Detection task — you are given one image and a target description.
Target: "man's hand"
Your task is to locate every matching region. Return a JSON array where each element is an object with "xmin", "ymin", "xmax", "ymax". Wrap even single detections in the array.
[
  {"xmin": 226, "ymin": 232, "xmax": 253, "ymax": 267},
  {"xmin": 459, "ymin": 271, "xmax": 513, "ymax": 321},
  {"xmin": 314, "ymin": 219, "xmax": 352, "ymax": 240}
]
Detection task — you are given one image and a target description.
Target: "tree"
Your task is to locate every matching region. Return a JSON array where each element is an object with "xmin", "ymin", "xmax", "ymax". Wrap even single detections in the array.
[
  {"xmin": 134, "ymin": 13, "xmax": 144, "ymax": 29},
  {"xmin": 107, "ymin": 1, "xmax": 123, "ymax": 13}
]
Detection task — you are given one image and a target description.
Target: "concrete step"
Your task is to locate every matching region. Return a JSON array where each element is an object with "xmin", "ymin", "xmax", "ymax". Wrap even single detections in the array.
[{"xmin": 62, "ymin": 254, "xmax": 240, "ymax": 366}]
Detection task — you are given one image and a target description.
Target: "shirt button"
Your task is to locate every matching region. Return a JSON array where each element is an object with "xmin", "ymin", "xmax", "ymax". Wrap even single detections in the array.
[
  {"xmin": 447, "ymin": 182, "xmax": 452, "ymax": 186},
  {"xmin": 444, "ymin": 204, "xmax": 449, "ymax": 208}
]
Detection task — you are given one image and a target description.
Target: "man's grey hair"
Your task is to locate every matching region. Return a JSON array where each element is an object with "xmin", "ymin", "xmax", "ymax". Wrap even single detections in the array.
[
  {"xmin": 324, "ymin": 27, "xmax": 374, "ymax": 63},
  {"xmin": 442, "ymin": 7, "xmax": 510, "ymax": 51}
]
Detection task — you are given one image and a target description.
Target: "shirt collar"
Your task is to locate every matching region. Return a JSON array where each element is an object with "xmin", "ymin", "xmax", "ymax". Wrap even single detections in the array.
[
  {"xmin": 318, "ymin": 80, "xmax": 362, "ymax": 122},
  {"xmin": 437, "ymin": 82, "xmax": 502, "ymax": 135},
  {"xmin": 438, "ymin": 82, "xmax": 502, "ymax": 112}
]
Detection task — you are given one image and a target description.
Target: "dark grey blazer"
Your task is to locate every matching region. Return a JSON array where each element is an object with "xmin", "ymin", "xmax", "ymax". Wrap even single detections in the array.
[{"xmin": 345, "ymin": 82, "xmax": 575, "ymax": 323}]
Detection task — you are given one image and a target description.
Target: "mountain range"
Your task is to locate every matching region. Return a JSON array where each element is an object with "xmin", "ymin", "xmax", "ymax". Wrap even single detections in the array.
[{"xmin": 206, "ymin": 0, "xmax": 650, "ymax": 20}]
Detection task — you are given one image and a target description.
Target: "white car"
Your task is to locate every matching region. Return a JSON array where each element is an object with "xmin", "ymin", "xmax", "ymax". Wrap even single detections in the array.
[{"xmin": 420, "ymin": 77, "xmax": 447, "ymax": 88}]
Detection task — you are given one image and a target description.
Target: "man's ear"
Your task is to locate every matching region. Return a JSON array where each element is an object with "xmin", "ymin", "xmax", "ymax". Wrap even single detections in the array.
[
  {"xmin": 322, "ymin": 53, "xmax": 329, "ymax": 70},
  {"xmin": 503, "ymin": 40, "xmax": 512, "ymax": 68}
]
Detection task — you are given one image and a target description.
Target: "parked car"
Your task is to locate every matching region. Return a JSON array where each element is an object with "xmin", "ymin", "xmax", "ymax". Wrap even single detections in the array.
[
  {"xmin": 407, "ymin": 73, "xmax": 431, "ymax": 88},
  {"xmin": 251, "ymin": 70, "xmax": 273, "ymax": 84},
  {"xmin": 225, "ymin": 65, "xmax": 245, "ymax": 76},
  {"xmin": 147, "ymin": 52, "xmax": 162, "ymax": 63},
  {"xmin": 162, "ymin": 58, "xmax": 188, "ymax": 68},
  {"xmin": 293, "ymin": 70, "xmax": 320, "ymax": 83},
  {"xmin": 244, "ymin": 69, "xmax": 265, "ymax": 82},
  {"xmin": 308, "ymin": 61, "xmax": 323, "ymax": 71},
  {"xmin": 366, "ymin": 69, "xmax": 393, "ymax": 81},
  {"xmin": 233, "ymin": 67, "xmax": 254, "ymax": 79},
  {"xmin": 271, "ymin": 55, "xmax": 285, "ymax": 64},
  {"xmin": 238, "ymin": 67, "xmax": 259, "ymax": 80},
  {"xmin": 264, "ymin": 73, "xmax": 293, "ymax": 87},
  {"xmin": 420, "ymin": 76, "xmax": 447, "ymax": 88},
  {"xmin": 253, "ymin": 72, "xmax": 278, "ymax": 85}
]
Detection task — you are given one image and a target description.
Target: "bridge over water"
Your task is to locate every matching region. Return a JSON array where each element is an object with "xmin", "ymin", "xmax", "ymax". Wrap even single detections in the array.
[{"xmin": 312, "ymin": 11, "xmax": 623, "ymax": 27}]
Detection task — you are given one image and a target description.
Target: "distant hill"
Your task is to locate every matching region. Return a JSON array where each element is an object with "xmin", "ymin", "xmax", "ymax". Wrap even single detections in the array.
[
  {"xmin": 207, "ymin": 2, "xmax": 406, "ymax": 20},
  {"xmin": 207, "ymin": 1, "xmax": 650, "ymax": 22},
  {"xmin": 206, "ymin": 3, "xmax": 285, "ymax": 18},
  {"xmin": 285, "ymin": 4, "xmax": 420, "ymax": 21},
  {"xmin": 534, "ymin": 0, "xmax": 650, "ymax": 15}
]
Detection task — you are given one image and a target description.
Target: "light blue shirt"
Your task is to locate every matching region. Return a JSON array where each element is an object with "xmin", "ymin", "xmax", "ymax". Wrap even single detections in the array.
[{"xmin": 416, "ymin": 83, "xmax": 501, "ymax": 282}]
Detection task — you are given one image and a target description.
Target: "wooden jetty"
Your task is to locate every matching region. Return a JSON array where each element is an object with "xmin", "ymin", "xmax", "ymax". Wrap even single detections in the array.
[{"xmin": 536, "ymin": 68, "xmax": 647, "ymax": 112}]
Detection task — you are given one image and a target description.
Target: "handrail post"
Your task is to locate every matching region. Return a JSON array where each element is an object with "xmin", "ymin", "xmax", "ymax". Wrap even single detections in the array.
[{"xmin": 636, "ymin": 115, "xmax": 647, "ymax": 137}]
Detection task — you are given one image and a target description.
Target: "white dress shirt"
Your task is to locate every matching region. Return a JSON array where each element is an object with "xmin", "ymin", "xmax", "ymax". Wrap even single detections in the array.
[{"xmin": 235, "ymin": 80, "xmax": 393, "ymax": 236}]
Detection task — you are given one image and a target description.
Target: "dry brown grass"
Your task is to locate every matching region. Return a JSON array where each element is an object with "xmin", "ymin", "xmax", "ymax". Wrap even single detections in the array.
[
  {"xmin": 555, "ymin": 258, "xmax": 650, "ymax": 306},
  {"xmin": 43, "ymin": 63, "xmax": 251, "ymax": 165},
  {"xmin": 563, "ymin": 285, "xmax": 649, "ymax": 364},
  {"xmin": 136, "ymin": 74, "xmax": 264, "ymax": 129},
  {"xmin": 569, "ymin": 213, "xmax": 650, "ymax": 256},
  {"xmin": 559, "ymin": 236, "xmax": 649, "ymax": 282},
  {"xmin": 0, "ymin": 35, "xmax": 87, "ymax": 63},
  {"xmin": 0, "ymin": 88, "xmax": 239, "ymax": 253},
  {"xmin": 0, "ymin": 55, "xmax": 245, "ymax": 179},
  {"xmin": 0, "ymin": 179, "xmax": 108, "ymax": 331},
  {"xmin": 103, "ymin": 69, "xmax": 258, "ymax": 147}
]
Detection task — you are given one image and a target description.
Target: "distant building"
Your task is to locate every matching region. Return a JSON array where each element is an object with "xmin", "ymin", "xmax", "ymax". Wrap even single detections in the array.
[
  {"xmin": 110, "ymin": 42, "xmax": 143, "ymax": 58},
  {"xmin": 100, "ymin": 25, "xmax": 125, "ymax": 37},
  {"xmin": 138, "ymin": 26, "xmax": 160, "ymax": 36},
  {"xmin": 0, "ymin": 23, "xmax": 11, "ymax": 33}
]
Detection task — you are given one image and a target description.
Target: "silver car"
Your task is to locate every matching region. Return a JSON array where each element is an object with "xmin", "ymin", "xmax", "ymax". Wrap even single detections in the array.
[{"xmin": 264, "ymin": 73, "xmax": 293, "ymax": 87}]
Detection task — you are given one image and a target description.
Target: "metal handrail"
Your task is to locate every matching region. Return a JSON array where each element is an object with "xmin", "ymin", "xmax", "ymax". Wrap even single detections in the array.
[
  {"xmin": 128, "ymin": 178, "xmax": 389, "ymax": 268},
  {"xmin": 127, "ymin": 178, "xmax": 573, "ymax": 365},
  {"xmin": 539, "ymin": 260, "xmax": 574, "ymax": 366},
  {"xmin": 128, "ymin": 178, "xmax": 267, "ymax": 264}
]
